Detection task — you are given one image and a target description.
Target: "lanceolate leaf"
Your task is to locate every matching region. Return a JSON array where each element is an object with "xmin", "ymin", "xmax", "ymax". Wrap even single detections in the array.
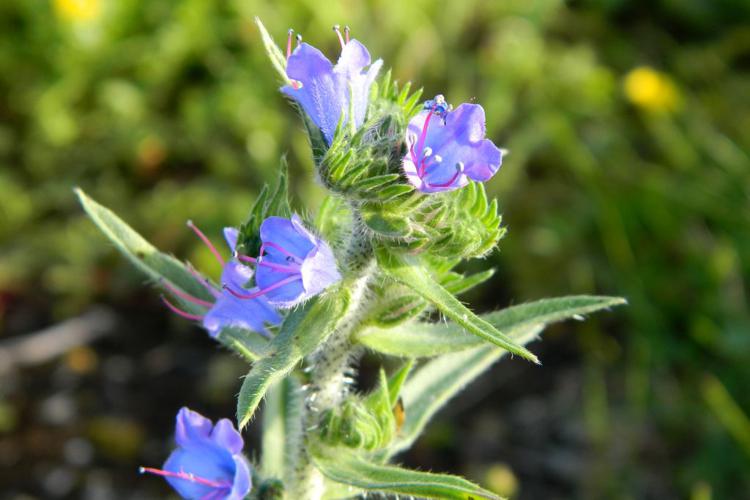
[
  {"xmin": 76, "ymin": 188, "xmax": 209, "ymax": 301},
  {"xmin": 77, "ymin": 189, "xmax": 270, "ymax": 360},
  {"xmin": 254, "ymin": 17, "xmax": 291, "ymax": 85},
  {"xmin": 312, "ymin": 446, "xmax": 501, "ymax": 500},
  {"xmin": 237, "ymin": 293, "xmax": 349, "ymax": 429},
  {"xmin": 356, "ymin": 295, "xmax": 627, "ymax": 357},
  {"xmin": 376, "ymin": 246, "xmax": 540, "ymax": 364}
]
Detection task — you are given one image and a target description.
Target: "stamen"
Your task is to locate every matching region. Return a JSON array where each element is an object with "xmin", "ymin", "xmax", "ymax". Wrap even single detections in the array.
[
  {"xmin": 237, "ymin": 254, "xmax": 257, "ymax": 264},
  {"xmin": 259, "ymin": 241, "xmax": 303, "ymax": 264},
  {"xmin": 344, "ymin": 26, "xmax": 350, "ymax": 44},
  {"xmin": 223, "ymin": 275, "xmax": 302, "ymax": 300},
  {"xmin": 333, "ymin": 24, "xmax": 345, "ymax": 49},
  {"xmin": 161, "ymin": 296, "xmax": 204, "ymax": 321},
  {"xmin": 139, "ymin": 467, "xmax": 228, "ymax": 489},
  {"xmin": 296, "ymin": 34, "xmax": 303, "ymax": 47},
  {"xmin": 424, "ymin": 164, "xmax": 464, "ymax": 189},
  {"xmin": 415, "ymin": 109, "xmax": 435, "ymax": 178},
  {"xmin": 187, "ymin": 221, "xmax": 225, "ymax": 266},
  {"xmin": 161, "ymin": 279, "xmax": 213, "ymax": 307},
  {"xmin": 286, "ymin": 29, "xmax": 294, "ymax": 60}
]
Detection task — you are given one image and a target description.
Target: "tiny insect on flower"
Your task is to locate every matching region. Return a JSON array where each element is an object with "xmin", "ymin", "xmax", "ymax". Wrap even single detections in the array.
[
  {"xmin": 140, "ymin": 407, "xmax": 251, "ymax": 500},
  {"xmin": 229, "ymin": 215, "xmax": 342, "ymax": 308},
  {"xmin": 281, "ymin": 25, "xmax": 383, "ymax": 144},
  {"xmin": 403, "ymin": 95, "xmax": 504, "ymax": 193},
  {"xmin": 161, "ymin": 222, "xmax": 281, "ymax": 339}
]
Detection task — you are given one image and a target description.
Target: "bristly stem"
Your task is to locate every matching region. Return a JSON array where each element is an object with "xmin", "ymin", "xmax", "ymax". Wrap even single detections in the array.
[{"xmin": 288, "ymin": 218, "xmax": 375, "ymax": 499}]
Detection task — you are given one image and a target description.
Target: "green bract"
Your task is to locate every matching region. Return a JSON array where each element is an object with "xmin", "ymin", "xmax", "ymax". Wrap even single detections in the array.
[{"xmin": 77, "ymin": 18, "xmax": 626, "ymax": 500}]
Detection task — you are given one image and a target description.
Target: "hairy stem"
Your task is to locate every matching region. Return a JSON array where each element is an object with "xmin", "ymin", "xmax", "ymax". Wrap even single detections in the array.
[{"xmin": 288, "ymin": 219, "xmax": 374, "ymax": 499}]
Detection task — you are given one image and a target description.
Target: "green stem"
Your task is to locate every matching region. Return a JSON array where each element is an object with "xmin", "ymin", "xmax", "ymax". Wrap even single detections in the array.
[{"xmin": 288, "ymin": 219, "xmax": 375, "ymax": 499}]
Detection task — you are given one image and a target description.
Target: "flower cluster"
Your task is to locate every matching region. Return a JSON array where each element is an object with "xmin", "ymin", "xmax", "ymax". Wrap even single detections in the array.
[{"xmin": 143, "ymin": 23, "xmax": 505, "ymax": 499}]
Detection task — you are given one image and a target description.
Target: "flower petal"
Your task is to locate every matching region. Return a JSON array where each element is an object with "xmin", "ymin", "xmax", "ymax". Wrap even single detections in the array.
[
  {"xmin": 174, "ymin": 407, "xmax": 213, "ymax": 449},
  {"xmin": 210, "ymin": 418, "xmax": 244, "ymax": 455},
  {"xmin": 223, "ymin": 227, "xmax": 239, "ymax": 253},
  {"xmin": 202, "ymin": 290, "xmax": 281, "ymax": 339},
  {"xmin": 282, "ymin": 43, "xmax": 343, "ymax": 144}
]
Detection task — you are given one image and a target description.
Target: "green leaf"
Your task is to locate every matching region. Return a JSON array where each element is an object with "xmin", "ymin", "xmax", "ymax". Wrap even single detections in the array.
[
  {"xmin": 356, "ymin": 295, "xmax": 627, "ymax": 357},
  {"xmin": 254, "ymin": 17, "xmax": 291, "ymax": 85},
  {"xmin": 238, "ymin": 158, "xmax": 291, "ymax": 256},
  {"xmin": 237, "ymin": 293, "xmax": 349, "ymax": 429},
  {"xmin": 76, "ymin": 188, "xmax": 269, "ymax": 360},
  {"xmin": 261, "ymin": 377, "xmax": 302, "ymax": 481},
  {"xmin": 442, "ymin": 268, "xmax": 496, "ymax": 296},
  {"xmin": 76, "ymin": 188, "xmax": 207, "ymax": 300},
  {"xmin": 312, "ymin": 446, "xmax": 501, "ymax": 500},
  {"xmin": 376, "ymin": 247, "xmax": 540, "ymax": 364}
]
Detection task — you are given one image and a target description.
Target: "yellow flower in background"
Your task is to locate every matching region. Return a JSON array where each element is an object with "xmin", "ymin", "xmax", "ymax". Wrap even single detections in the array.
[
  {"xmin": 53, "ymin": 0, "xmax": 101, "ymax": 22},
  {"xmin": 623, "ymin": 66, "xmax": 681, "ymax": 112}
]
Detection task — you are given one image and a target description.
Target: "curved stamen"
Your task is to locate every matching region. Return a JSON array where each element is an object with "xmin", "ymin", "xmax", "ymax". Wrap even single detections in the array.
[
  {"xmin": 161, "ymin": 280, "xmax": 213, "ymax": 307},
  {"xmin": 296, "ymin": 34, "xmax": 303, "ymax": 48},
  {"xmin": 139, "ymin": 467, "xmax": 229, "ymax": 489},
  {"xmin": 223, "ymin": 275, "xmax": 302, "ymax": 300},
  {"xmin": 286, "ymin": 29, "xmax": 294, "ymax": 60},
  {"xmin": 415, "ymin": 109, "xmax": 435, "ymax": 174},
  {"xmin": 344, "ymin": 26, "xmax": 350, "ymax": 44},
  {"xmin": 161, "ymin": 296, "xmax": 204, "ymax": 321},
  {"xmin": 187, "ymin": 221, "xmax": 225, "ymax": 266},
  {"xmin": 259, "ymin": 241, "xmax": 303, "ymax": 264},
  {"xmin": 424, "ymin": 164, "xmax": 464, "ymax": 189},
  {"xmin": 333, "ymin": 25, "xmax": 345, "ymax": 49},
  {"xmin": 237, "ymin": 254, "xmax": 257, "ymax": 264}
]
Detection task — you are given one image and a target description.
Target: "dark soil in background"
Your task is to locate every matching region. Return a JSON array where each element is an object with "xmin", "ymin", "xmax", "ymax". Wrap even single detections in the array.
[{"xmin": 0, "ymin": 294, "xmax": 640, "ymax": 499}]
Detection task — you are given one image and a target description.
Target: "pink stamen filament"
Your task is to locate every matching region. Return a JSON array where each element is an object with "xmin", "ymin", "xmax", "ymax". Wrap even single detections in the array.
[
  {"xmin": 424, "ymin": 166, "xmax": 464, "ymax": 189},
  {"xmin": 224, "ymin": 275, "xmax": 302, "ymax": 300},
  {"xmin": 161, "ymin": 295, "xmax": 204, "ymax": 321},
  {"xmin": 139, "ymin": 467, "xmax": 228, "ymax": 489},
  {"xmin": 333, "ymin": 25, "xmax": 345, "ymax": 49},
  {"xmin": 237, "ymin": 254, "xmax": 257, "ymax": 264},
  {"xmin": 344, "ymin": 26, "xmax": 350, "ymax": 44},
  {"xmin": 187, "ymin": 221, "xmax": 225, "ymax": 266},
  {"xmin": 415, "ymin": 110, "xmax": 435, "ymax": 178},
  {"xmin": 286, "ymin": 29, "xmax": 294, "ymax": 60},
  {"xmin": 161, "ymin": 280, "xmax": 213, "ymax": 307},
  {"xmin": 259, "ymin": 241, "xmax": 303, "ymax": 264}
]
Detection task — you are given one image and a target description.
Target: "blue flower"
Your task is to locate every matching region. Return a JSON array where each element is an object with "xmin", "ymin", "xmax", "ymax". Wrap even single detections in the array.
[
  {"xmin": 281, "ymin": 26, "xmax": 382, "ymax": 144},
  {"xmin": 140, "ymin": 407, "xmax": 251, "ymax": 500},
  {"xmin": 403, "ymin": 95, "xmax": 504, "ymax": 193},
  {"xmin": 161, "ymin": 223, "xmax": 281, "ymax": 339},
  {"xmin": 226, "ymin": 215, "xmax": 341, "ymax": 308}
]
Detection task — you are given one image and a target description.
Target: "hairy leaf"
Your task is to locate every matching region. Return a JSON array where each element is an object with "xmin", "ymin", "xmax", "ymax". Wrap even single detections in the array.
[
  {"xmin": 312, "ymin": 446, "xmax": 501, "ymax": 499},
  {"xmin": 357, "ymin": 295, "xmax": 626, "ymax": 357},
  {"xmin": 236, "ymin": 293, "xmax": 349, "ymax": 429},
  {"xmin": 377, "ymin": 247, "xmax": 540, "ymax": 364}
]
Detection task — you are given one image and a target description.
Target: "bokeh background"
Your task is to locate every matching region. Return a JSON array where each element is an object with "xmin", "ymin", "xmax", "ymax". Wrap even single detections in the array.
[{"xmin": 1, "ymin": 0, "xmax": 749, "ymax": 498}]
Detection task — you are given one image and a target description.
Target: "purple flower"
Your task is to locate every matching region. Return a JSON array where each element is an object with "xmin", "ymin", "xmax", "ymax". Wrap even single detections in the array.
[
  {"xmin": 161, "ymin": 223, "xmax": 281, "ymax": 339},
  {"xmin": 140, "ymin": 407, "xmax": 251, "ymax": 500},
  {"xmin": 281, "ymin": 26, "xmax": 382, "ymax": 144},
  {"xmin": 403, "ymin": 95, "xmax": 504, "ymax": 193},
  {"xmin": 227, "ymin": 215, "xmax": 341, "ymax": 308}
]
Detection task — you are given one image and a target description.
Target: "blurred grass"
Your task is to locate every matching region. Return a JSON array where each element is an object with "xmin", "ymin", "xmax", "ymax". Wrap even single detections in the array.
[{"xmin": 0, "ymin": 0, "xmax": 749, "ymax": 497}]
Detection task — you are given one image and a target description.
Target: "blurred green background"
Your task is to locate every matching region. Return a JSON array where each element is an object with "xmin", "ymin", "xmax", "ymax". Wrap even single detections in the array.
[{"xmin": 1, "ymin": 0, "xmax": 749, "ymax": 498}]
